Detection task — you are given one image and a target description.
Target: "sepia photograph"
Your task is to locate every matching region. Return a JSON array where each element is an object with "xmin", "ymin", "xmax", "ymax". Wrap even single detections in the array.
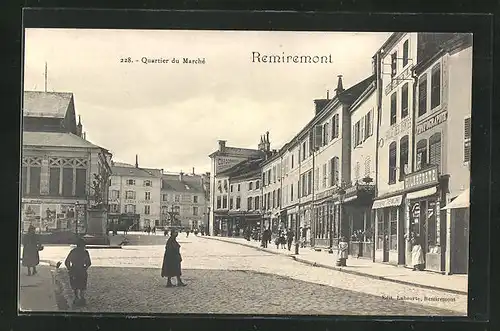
[{"xmin": 19, "ymin": 28, "xmax": 472, "ymax": 316}]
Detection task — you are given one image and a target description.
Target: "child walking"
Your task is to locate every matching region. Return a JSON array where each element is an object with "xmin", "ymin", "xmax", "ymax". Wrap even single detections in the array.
[{"xmin": 65, "ymin": 237, "xmax": 92, "ymax": 306}]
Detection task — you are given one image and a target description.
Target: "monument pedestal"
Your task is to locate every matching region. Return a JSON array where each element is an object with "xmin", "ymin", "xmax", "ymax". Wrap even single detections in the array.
[{"xmin": 85, "ymin": 207, "xmax": 110, "ymax": 245}]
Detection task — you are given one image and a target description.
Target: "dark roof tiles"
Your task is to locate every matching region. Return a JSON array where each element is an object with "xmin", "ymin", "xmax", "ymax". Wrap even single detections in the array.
[{"xmin": 23, "ymin": 91, "xmax": 73, "ymax": 118}]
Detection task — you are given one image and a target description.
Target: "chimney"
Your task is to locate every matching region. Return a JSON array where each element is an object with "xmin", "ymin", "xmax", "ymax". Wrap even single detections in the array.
[
  {"xmin": 83, "ymin": 132, "xmax": 86, "ymax": 140},
  {"xmin": 135, "ymin": 154, "xmax": 138, "ymax": 168},
  {"xmin": 265, "ymin": 131, "xmax": 271, "ymax": 151},
  {"xmin": 335, "ymin": 75, "xmax": 344, "ymax": 95},
  {"xmin": 192, "ymin": 167, "xmax": 195, "ymax": 175},
  {"xmin": 218, "ymin": 140, "xmax": 226, "ymax": 152},
  {"xmin": 314, "ymin": 99, "xmax": 330, "ymax": 115},
  {"xmin": 179, "ymin": 171, "xmax": 184, "ymax": 182},
  {"xmin": 76, "ymin": 115, "xmax": 83, "ymax": 137}
]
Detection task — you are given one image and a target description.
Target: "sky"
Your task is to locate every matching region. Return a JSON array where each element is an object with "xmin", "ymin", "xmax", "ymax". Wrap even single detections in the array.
[{"xmin": 23, "ymin": 29, "xmax": 392, "ymax": 174}]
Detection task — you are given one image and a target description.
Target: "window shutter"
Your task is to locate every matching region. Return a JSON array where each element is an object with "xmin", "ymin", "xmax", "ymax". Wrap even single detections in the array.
[
  {"xmin": 360, "ymin": 118, "xmax": 365, "ymax": 142},
  {"xmin": 464, "ymin": 117, "xmax": 471, "ymax": 140},
  {"xmin": 314, "ymin": 125, "xmax": 323, "ymax": 149},
  {"xmin": 464, "ymin": 141, "xmax": 471, "ymax": 163},
  {"xmin": 370, "ymin": 109, "xmax": 374, "ymax": 136}
]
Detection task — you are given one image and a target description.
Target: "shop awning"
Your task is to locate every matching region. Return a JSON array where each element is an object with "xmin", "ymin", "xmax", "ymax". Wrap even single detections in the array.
[
  {"xmin": 442, "ymin": 188, "xmax": 470, "ymax": 210},
  {"xmin": 372, "ymin": 195, "xmax": 403, "ymax": 209},
  {"xmin": 406, "ymin": 186, "xmax": 437, "ymax": 200}
]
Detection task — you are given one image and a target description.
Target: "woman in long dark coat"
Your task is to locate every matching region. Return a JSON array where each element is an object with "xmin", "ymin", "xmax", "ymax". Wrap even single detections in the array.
[
  {"xmin": 65, "ymin": 237, "xmax": 92, "ymax": 306},
  {"xmin": 161, "ymin": 230, "xmax": 186, "ymax": 287},
  {"xmin": 22, "ymin": 225, "xmax": 41, "ymax": 276}
]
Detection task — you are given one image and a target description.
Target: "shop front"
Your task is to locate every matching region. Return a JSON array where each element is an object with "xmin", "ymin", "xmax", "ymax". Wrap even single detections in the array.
[
  {"xmin": 403, "ymin": 165, "xmax": 448, "ymax": 273},
  {"xmin": 343, "ymin": 183, "xmax": 376, "ymax": 259},
  {"xmin": 372, "ymin": 194, "xmax": 405, "ymax": 265}
]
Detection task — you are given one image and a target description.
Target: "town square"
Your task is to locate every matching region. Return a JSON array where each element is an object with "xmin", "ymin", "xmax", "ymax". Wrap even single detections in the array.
[{"xmin": 20, "ymin": 29, "xmax": 471, "ymax": 316}]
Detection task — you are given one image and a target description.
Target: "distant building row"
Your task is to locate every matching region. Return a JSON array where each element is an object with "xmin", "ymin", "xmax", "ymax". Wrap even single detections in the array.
[{"xmin": 208, "ymin": 32, "xmax": 472, "ymax": 275}]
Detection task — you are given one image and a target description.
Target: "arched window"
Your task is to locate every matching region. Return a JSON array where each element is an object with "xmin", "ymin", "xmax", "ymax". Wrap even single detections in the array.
[
  {"xmin": 389, "ymin": 142, "xmax": 397, "ymax": 184},
  {"xmin": 416, "ymin": 139, "xmax": 428, "ymax": 170},
  {"xmin": 429, "ymin": 133, "xmax": 442, "ymax": 171},
  {"xmin": 399, "ymin": 135, "xmax": 409, "ymax": 180}
]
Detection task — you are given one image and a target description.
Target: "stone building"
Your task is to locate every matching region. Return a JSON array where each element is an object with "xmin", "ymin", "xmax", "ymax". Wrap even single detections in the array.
[
  {"xmin": 107, "ymin": 156, "xmax": 162, "ymax": 231},
  {"xmin": 21, "ymin": 91, "xmax": 112, "ymax": 238},
  {"xmin": 160, "ymin": 170, "xmax": 207, "ymax": 230}
]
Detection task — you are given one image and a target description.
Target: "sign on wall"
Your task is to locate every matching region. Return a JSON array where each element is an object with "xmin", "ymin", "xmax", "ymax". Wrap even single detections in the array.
[
  {"xmin": 416, "ymin": 110, "xmax": 448, "ymax": 135},
  {"xmin": 404, "ymin": 165, "xmax": 439, "ymax": 191},
  {"xmin": 385, "ymin": 117, "xmax": 411, "ymax": 140},
  {"xmin": 216, "ymin": 157, "xmax": 244, "ymax": 173}
]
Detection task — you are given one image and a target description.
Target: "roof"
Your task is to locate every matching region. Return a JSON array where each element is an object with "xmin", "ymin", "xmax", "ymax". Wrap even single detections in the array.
[
  {"xmin": 23, "ymin": 91, "xmax": 74, "ymax": 118},
  {"xmin": 349, "ymin": 79, "xmax": 376, "ymax": 113},
  {"xmin": 23, "ymin": 131, "xmax": 100, "ymax": 149},
  {"xmin": 111, "ymin": 166, "xmax": 162, "ymax": 178},
  {"xmin": 161, "ymin": 174, "xmax": 204, "ymax": 193},
  {"xmin": 209, "ymin": 146, "xmax": 264, "ymax": 158}
]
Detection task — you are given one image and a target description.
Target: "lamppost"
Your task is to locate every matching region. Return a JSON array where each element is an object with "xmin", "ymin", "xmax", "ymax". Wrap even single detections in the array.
[{"xmin": 335, "ymin": 187, "xmax": 346, "ymax": 265}]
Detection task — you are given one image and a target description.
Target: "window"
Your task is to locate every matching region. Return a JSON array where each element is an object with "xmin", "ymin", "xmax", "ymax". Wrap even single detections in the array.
[
  {"xmin": 238, "ymin": 183, "xmax": 241, "ymax": 191},
  {"xmin": 28, "ymin": 166, "xmax": 41, "ymax": 195},
  {"xmin": 297, "ymin": 180, "xmax": 300, "ymax": 200},
  {"xmin": 427, "ymin": 201, "xmax": 437, "ymax": 253},
  {"xmin": 273, "ymin": 167, "xmax": 277, "ymax": 183},
  {"xmin": 376, "ymin": 211, "xmax": 384, "ymax": 250},
  {"xmin": 272, "ymin": 190, "xmax": 276, "ymax": 208},
  {"xmin": 126, "ymin": 179, "xmax": 135, "ymax": 185},
  {"xmin": 360, "ymin": 117, "xmax": 365, "ymax": 143},
  {"xmin": 431, "ymin": 63, "xmax": 441, "ymax": 109},
  {"xmin": 399, "ymin": 135, "xmax": 409, "ymax": 180},
  {"xmin": 248, "ymin": 197, "xmax": 253, "ymax": 210},
  {"xmin": 256, "ymin": 180, "xmax": 260, "ymax": 189},
  {"xmin": 262, "ymin": 173, "xmax": 266, "ymax": 187},
  {"xmin": 330, "ymin": 157, "xmax": 339, "ymax": 186},
  {"xmin": 230, "ymin": 184, "xmax": 234, "ymax": 192},
  {"xmin": 331, "ymin": 114, "xmax": 340, "ymax": 139},
  {"xmin": 322, "ymin": 164, "xmax": 327, "ymax": 188},
  {"xmin": 277, "ymin": 188, "xmax": 281, "ymax": 207},
  {"xmin": 109, "ymin": 204, "xmax": 119, "ymax": 213},
  {"xmin": 222, "ymin": 196, "xmax": 227, "ymax": 209},
  {"xmin": 145, "ymin": 192, "xmax": 151, "ymax": 200},
  {"xmin": 290, "ymin": 183, "xmax": 294, "ymax": 202},
  {"xmin": 323, "ymin": 122, "xmax": 329, "ymax": 146},
  {"xmin": 402, "ymin": 40, "xmax": 409, "ymax": 67},
  {"xmin": 388, "ymin": 142, "xmax": 397, "ymax": 184},
  {"xmin": 162, "ymin": 194, "xmax": 168, "ymax": 201},
  {"xmin": 125, "ymin": 204, "xmax": 135, "ymax": 213},
  {"xmin": 418, "ymin": 74, "xmax": 428, "ymax": 116},
  {"xmin": 49, "ymin": 167, "xmax": 60, "ymax": 196},
  {"xmin": 144, "ymin": 180, "xmax": 152, "ymax": 187},
  {"xmin": 267, "ymin": 170, "xmax": 271, "ymax": 185},
  {"xmin": 464, "ymin": 117, "xmax": 471, "ymax": 163},
  {"xmin": 309, "ymin": 131, "xmax": 314, "ymax": 155},
  {"xmin": 401, "ymin": 83, "xmax": 409, "ymax": 119},
  {"xmin": 236, "ymin": 196, "xmax": 241, "ymax": 209},
  {"xmin": 110, "ymin": 190, "xmax": 120, "ymax": 200},
  {"xmin": 75, "ymin": 169, "xmax": 86, "ymax": 197},
  {"xmin": 175, "ymin": 195, "xmax": 180, "ymax": 202},
  {"xmin": 125, "ymin": 191, "xmax": 136, "ymax": 199},
  {"xmin": 389, "ymin": 208, "xmax": 398, "ymax": 251},
  {"xmin": 416, "ymin": 139, "xmax": 428, "ymax": 171},
  {"xmin": 307, "ymin": 171, "xmax": 312, "ymax": 195},
  {"xmin": 291, "ymin": 154, "xmax": 294, "ymax": 168},
  {"xmin": 255, "ymin": 196, "xmax": 260, "ymax": 209},
  {"xmin": 193, "ymin": 195, "xmax": 198, "ymax": 203},
  {"xmin": 230, "ymin": 197, "xmax": 234, "ymax": 209},
  {"xmin": 144, "ymin": 205, "xmax": 150, "ymax": 215},
  {"xmin": 193, "ymin": 206, "xmax": 199, "ymax": 216},
  {"xmin": 353, "ymin": 121, "xmax": 360, "ymax": 147},
  {"xmin": 216, "ymin": 196, "xmax": 221, "ymax": 209},
  {"xmin": 390, "ymin": 92, "xmax": 397, "ymax": 125},
  {"xmin": 391, "ymin": 51, "xmax": 397, "ymax": 78},
  {"xmin": 174, "ymin": 206, "xmax": 180, "ymax": 214},
  {"xmin": 62, "ymin": 168, "xmax": 73, "ymax": 196},
  {"xmin": 364, "ymin": 109, "xmax": 373, "ymax": 138},
  {"xmin": 429, "ymin": 133, "xmax": 442, "ymax": 171}
]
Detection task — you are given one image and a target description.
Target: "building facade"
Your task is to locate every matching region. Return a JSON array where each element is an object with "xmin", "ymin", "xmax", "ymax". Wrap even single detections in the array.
[
  {"xmin": 160, "ymin": 171, "xmax": 207, "ymax": 230},
  {"xmin": 261, "ymin": 146, "xmax": 282, "ymax": 234},
  {"xmin": 108, "ymin": 157, "xmax": 162, "ymax": 231},
  {"xmin": 209, "ymin": 140, "xmax": 266, "ymax": 236},
  {"xmin": 21, "ymin": 91, "xmax": 112, "ymax": 235}
]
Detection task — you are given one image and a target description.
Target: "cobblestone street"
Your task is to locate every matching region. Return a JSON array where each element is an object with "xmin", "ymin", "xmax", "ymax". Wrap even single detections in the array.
[
  {"xmin": 38, "ymin": 234, "xmax": 467, "ymax": 315},
  {"xmin": 58, "ymin": 266, "xmax": 460, "ymax": 315}
]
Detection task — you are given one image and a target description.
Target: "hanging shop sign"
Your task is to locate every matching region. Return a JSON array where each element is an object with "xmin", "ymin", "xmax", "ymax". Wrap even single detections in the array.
[
  {"xmin": 416, "ymin": 110, "xmax": 448, "ymax": 135},
  {"xmin": 404, "ymin": 165, "xmax": 439, "ymax": 191}
]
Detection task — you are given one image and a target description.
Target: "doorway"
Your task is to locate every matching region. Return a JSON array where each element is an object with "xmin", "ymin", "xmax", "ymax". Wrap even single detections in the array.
[{"xmin": 383, "ymin": 209, "xmax": 390, "ymax": 262}]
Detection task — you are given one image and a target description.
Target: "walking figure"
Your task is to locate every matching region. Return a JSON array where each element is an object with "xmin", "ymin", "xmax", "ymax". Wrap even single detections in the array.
[
  {"xmin": 186, "ymin": 229, "xmax": 190, "ymax": 237},
  {"xmin": 409, "ymin": 233, "xmax": 425, "ymax": 271},
  {"xmin": 65, "ymin": 237, "xmax": 92, "ymax": 306},
  {"xmin": 286, "ymin": 229, "xmax": 294, "ymax": 251},
  {"xmin": 338, "ymin": 236, "xmax": 348, "ymax": 267},
  {"xmin": 161, "ymin": 230, "xmax": 187, "ymax": 287},
  {"xmin": 22, "ymin": 225, "xmax": 42, "ymax": 276}
]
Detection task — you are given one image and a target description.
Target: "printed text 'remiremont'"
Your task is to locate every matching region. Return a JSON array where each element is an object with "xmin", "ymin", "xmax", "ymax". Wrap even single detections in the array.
[{"xmin": 252, "ymin": 51, "xmax": 333, "ymax": 64}]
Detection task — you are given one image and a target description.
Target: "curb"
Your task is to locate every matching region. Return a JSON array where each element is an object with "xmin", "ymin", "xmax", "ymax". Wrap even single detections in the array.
[
  {"xmin": 69, "ymin": 244, "xmax": 122, "ymax": 249},
  {"xmin": 201, "ymin": 236, "xmax": 467, "ymax": 296},
  {"xmin": 51, "ymin": 269, "xmax": 71, "ymax": 310}
]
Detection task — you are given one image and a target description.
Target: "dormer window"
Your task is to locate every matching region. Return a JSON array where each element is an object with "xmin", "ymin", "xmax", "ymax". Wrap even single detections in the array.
[{"xmin": 144, "ymin": 180, "xmax": 152, "ymax": 187}]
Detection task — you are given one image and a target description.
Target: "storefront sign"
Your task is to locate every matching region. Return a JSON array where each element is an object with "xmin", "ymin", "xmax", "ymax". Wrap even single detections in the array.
[
  {"xmin": 416, "ymin": 111, "xmax": 448, "ymax": 135},
  {"xmin": 385, "ymin": 117, "xmax": 411, "ymax": 140},
  {"xmin": 216, "ymin": 156, "xmax": 243, "ymax": 173},
  {"xmin": 372, "ymin": 195, "xmax": 403, "ymax": 209},
  {"xmin": 404, "ymin": 166, "xmax": 439, "ymax": 191}
]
